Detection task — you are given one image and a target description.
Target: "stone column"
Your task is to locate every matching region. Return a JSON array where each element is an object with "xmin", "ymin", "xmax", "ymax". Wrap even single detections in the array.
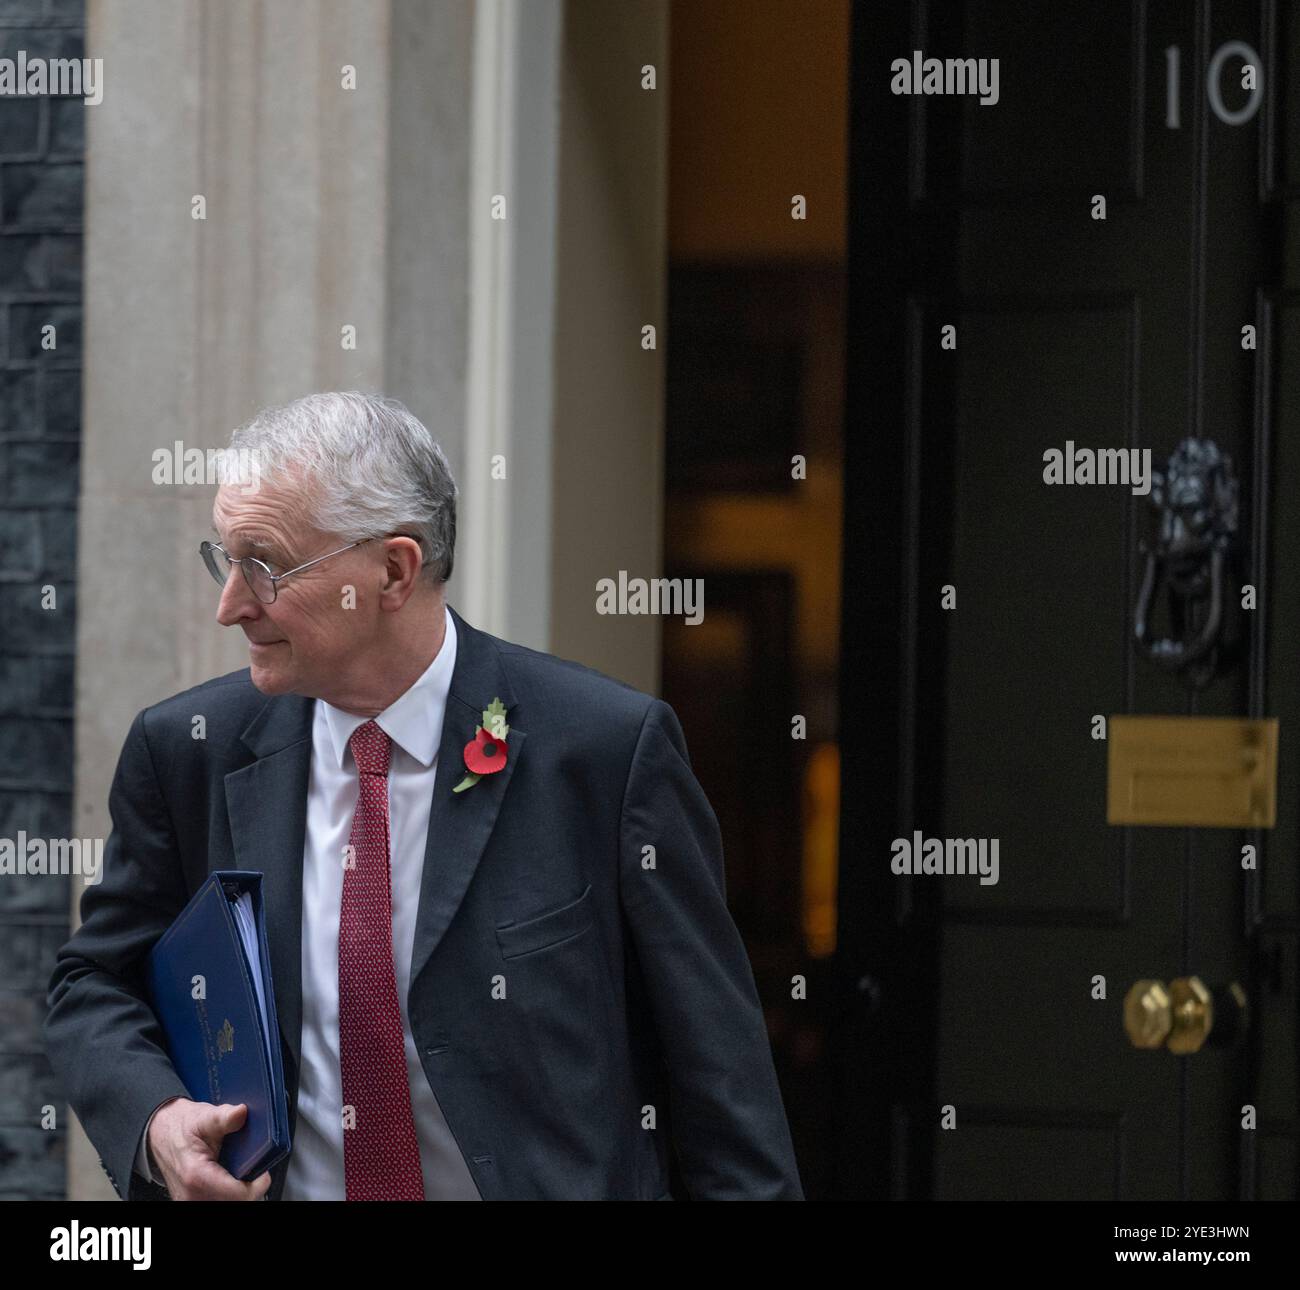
[
  {"xmin": 548, "ymin": 0, "xmax": 668, "ymax": 694},
  {"xmin": 459, "ymin": 0, "xmax": 668, "ymax": 696}
]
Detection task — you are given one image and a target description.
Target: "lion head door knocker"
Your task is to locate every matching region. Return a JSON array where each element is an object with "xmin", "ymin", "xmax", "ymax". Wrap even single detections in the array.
[{"xmin": 1133, "ymin": 438, "xmax": 1240, "ymax": 691}]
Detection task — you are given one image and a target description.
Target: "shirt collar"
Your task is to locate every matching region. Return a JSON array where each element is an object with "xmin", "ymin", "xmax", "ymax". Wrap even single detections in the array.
[{"xmin": 318, "ymin": 605, "xmax": 458, "ymax": 770}]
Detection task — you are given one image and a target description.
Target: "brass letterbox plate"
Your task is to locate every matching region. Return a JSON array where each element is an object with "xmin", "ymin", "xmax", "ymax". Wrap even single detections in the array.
[{"xmin": 1107, "ymin": 716, "xmax": 1278, "ymax": 828}]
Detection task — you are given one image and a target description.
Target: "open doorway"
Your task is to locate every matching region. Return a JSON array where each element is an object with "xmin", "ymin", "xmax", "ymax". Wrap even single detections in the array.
[{"xmin": 662, "ymin": 0, "xmax": 850, "ymax": 1199}]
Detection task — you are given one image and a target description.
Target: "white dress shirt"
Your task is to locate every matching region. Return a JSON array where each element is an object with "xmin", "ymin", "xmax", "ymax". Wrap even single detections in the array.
[{"xmin": 136, "ymin": 607, "xmax": 482, "ymax": 1199}]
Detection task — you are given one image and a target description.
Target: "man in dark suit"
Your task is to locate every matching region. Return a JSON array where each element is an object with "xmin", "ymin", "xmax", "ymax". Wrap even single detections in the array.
[{"xmin": 44, "ymin": 391, "xmax": 802, "ymax": 1201}]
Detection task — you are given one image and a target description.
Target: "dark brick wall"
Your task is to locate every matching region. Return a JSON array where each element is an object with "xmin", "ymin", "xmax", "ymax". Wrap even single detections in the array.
[{"xmin": 0, "ymin": 0, "xmax": 84, "ymax": 1200}]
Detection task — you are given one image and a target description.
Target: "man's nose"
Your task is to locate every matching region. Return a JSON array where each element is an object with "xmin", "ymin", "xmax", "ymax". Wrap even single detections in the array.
[{"xmin": 216, "ymin": 566, "xmax": 259, "ymax": 626}]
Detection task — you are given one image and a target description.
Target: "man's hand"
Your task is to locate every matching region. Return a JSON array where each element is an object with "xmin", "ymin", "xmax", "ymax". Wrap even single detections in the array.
[{"xmin": 147, "ymin": 1099, "xmax": 272, "ymax": 1200}]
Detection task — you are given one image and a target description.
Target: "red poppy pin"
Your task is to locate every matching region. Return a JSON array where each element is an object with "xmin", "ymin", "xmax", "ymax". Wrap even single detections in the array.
[{"xmin": 453, "ymin": 697, "xmax": 510, "ymax": 792}]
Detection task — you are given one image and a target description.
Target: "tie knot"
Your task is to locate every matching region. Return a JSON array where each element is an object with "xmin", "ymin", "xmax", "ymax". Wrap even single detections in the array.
[{"xmin": 349, "ymin": 720, "xmax": 391, "ymax": 776}]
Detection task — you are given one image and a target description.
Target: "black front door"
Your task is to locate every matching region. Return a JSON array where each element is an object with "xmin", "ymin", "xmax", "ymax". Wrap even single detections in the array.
[{"xmin": 838, "ymin": 0, "xmax": 1295, "ymax": 1200}]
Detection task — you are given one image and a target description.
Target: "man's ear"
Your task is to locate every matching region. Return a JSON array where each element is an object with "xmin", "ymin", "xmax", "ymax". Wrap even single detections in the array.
[{"xmin": 378, "ymin": 536, "xmax": 425, "ymax": 609}]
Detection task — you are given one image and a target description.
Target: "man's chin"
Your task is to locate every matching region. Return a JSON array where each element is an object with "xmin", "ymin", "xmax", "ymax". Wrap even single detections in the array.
[{"xmin": 248, "ymin": 660, "xmax": 293, "ymax": 695}]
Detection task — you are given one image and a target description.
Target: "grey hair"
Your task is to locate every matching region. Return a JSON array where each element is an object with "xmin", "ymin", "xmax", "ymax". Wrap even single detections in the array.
[{"xmin": 227, "ymin": 391, "xmax": 457, "ymax": 585}]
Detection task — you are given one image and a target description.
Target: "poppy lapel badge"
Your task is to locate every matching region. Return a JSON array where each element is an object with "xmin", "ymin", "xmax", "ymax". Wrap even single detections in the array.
[{"xmin": 452, "ymin": 696, "xmax": 510, "ymax": 793}]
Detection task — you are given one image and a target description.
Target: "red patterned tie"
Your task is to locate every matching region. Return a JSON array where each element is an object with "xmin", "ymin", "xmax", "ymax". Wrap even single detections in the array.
[{"xmin": 339, "ymin": 720, "xmax": 425, "ymax": 1200}]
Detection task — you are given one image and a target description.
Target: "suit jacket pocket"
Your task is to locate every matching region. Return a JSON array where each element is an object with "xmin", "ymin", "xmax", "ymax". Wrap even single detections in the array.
[{"xmin": 495, "ymin": 882, "xmax": 593, "ymax": 959}]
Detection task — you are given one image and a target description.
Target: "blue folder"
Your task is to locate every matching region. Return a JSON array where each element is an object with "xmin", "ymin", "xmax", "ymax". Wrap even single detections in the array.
[{"xmin": 144, "ymin": 870, "xmax": 291, "ymax": 1181}]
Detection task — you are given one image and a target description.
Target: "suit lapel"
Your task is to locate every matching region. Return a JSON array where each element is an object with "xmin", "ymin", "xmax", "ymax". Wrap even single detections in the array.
[
  {"xmin": 224, "ymin": 692, "xmax": 314, "ymax": 1082},
  {"xmin": 408, "ymin": 603, "xmax": 525, "ymax": 996}
]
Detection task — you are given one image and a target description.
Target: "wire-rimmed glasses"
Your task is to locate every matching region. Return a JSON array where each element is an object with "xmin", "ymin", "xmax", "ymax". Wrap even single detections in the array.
[{"xmin": 200, "ymin": 538, "xmax": 372, "ymax": 604}]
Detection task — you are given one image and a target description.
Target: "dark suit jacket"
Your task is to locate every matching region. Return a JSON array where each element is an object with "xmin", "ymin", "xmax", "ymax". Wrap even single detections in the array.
[{"xmin": 44, "ymin": 603, "xmax": 803, "ymax": 1200}]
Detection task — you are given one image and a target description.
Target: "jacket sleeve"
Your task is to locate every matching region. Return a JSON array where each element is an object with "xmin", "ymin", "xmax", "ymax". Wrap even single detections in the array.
[
  {"xmin": 44, "ymin": 708, "xmax": 193, "ymax": 1201},
  {"xmin": 617, "ymin": 698, "xmax": 803, "ymax": 1199},
  {"xmin": 134, "ymin": 1097, "xmax": 182, "ymax": 1185}
]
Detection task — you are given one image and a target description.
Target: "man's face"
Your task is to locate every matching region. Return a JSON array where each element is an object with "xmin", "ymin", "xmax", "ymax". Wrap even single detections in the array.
[{"xmin": 211, "ymin": 477, "xmax": 376, "ymax": 699}]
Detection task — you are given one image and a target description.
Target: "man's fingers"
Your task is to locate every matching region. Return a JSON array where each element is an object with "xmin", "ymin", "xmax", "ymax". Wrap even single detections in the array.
[
  {"xmin": 184, "ymin": 1156, "xmax": 260, "ymax": 1201},
  {"xmin": 220, "ymin": 1103, "xmax": 249, "ymax": 1130},
  {"xmin": 170, "ymin": 1156, "xmax": 271, "ymax": 1201},
  {"xmin": 152, "ymin": 1102, "xmax": 272, "ymax": 1199},
  {"xmin": 196, "ymin": 1102, "xmax": 247, "ymax": 1152}
]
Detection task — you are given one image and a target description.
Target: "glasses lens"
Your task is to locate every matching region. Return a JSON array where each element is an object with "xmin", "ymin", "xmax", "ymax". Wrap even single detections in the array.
[
  {"xmin": 201, "ymin": 541, "xmax": 229, "ymax": 587},
  {"xmin": 242, "ymin": 558, "xmax": 277, "ymax": 604}
]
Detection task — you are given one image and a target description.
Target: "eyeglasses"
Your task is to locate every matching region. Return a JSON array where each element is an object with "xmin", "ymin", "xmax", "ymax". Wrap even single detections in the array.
[{"xmin": 200, "ymin": 538, "xmax": 372, "ymax": 604}]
